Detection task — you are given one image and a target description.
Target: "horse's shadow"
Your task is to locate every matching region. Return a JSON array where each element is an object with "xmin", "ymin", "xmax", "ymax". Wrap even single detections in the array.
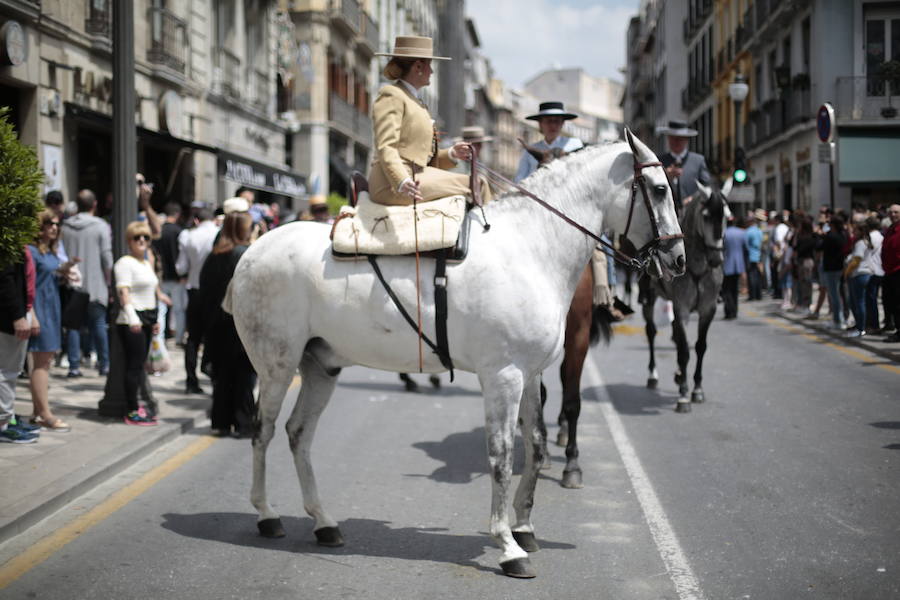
[
  {"xmin": 408, "ymin": 427, "xmax": 564, "ymax": 484},
  {"xmin": 584, "ymin": 383, "xmax": 678, "ymax": 416},
  {"xmin": 160, "ymin": 513, "xmax": 574, "ymax": 574}
]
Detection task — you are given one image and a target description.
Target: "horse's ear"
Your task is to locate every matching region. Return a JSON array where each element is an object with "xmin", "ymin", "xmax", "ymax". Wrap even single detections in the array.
[
  {"xmin": 721, "ymin": 177, "xmax": 734, "ymax": 198},
  {"xmin": 624, "ymin": 127, "xmax": 638, "ymax": 155},
  {"xmin": 696, "ymin": 181, "xmax": 712, "ymax": 201}
]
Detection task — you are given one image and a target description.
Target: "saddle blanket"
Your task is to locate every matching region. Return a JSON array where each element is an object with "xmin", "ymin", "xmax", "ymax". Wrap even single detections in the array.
[{"xmin": 331, "ymin": 192, "xmax": 467, "ymax": 256}]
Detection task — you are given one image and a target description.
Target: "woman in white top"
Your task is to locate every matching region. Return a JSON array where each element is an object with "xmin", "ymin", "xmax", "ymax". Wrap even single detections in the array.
[
  {"xmin": 844, "ymin": 217, "xmax": 882, "ymax": 337},
  {"xmin": 114, "ymin": 221, "xmax": 166, "ymax": 425}
]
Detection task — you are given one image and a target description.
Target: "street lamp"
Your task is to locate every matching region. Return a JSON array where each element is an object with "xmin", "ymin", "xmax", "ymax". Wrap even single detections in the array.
[{"xmin": 728, "ymin": 73, "xmax": 750, "ymax": 183}]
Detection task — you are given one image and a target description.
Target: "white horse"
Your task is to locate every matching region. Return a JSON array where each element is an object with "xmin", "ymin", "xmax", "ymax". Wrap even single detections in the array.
[{"xmin": 224, "ymin": 130, "xmax": 686, "ymax": 578}]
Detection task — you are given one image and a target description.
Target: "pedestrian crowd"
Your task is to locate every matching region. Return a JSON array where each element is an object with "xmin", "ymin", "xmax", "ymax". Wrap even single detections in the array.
[
  {"xmin": 0, "ymin": 180, "xmax": 322, "ymax": 444},
  {"xmin": 721, "ymin": 202, "xmax": 900, "ymax": 342}
]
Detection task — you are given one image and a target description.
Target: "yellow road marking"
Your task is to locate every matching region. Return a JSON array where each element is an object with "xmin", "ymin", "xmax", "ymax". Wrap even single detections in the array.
[
  {"xmin": 612, "ymin": 324, "xmax": 644, "ymax": 336},
  {"xmin": 761, "ymin": 317, "xmax": 900, "ymax": 375},
  {"xmin": 290, "ymin": 375, "xmax": 302, "ymax": 390},
  {"xmin": 0, "ymin": 435, "xmax": 218, "ymax": 590}
]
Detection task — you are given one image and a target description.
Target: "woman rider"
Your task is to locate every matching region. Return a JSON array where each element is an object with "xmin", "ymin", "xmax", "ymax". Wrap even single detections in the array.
[{"xmin": 369, "ymin": 36, "xmax": 483, "ymax": 205}]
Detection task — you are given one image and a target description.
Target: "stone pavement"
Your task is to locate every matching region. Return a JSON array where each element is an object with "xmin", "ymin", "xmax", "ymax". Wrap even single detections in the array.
[{"xmin": 0, "ymin": 343, "xmax": 211, "ymax": 544}]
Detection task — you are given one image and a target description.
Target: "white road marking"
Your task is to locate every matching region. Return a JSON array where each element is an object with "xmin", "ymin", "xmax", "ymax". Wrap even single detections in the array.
[{"xmin": 584, "ymin": 357, "xmax": 706, "ymax": 600}]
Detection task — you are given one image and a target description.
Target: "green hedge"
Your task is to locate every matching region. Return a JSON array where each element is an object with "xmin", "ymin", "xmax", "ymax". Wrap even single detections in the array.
[{"xmin": 0, "ymin": 108, "xmax": 44, "ymax": 268}]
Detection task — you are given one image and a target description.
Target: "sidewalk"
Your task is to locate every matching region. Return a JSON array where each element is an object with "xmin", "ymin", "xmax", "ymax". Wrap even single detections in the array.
[
  {"xmin": 752, "ymin": 297, "xmax": 900, "ymax": 364},
  {"xmin": 0, "ymin": 343, "xmax": 212, "ymax": 544}
]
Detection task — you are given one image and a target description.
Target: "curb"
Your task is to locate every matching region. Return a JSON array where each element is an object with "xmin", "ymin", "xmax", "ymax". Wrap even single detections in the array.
[
  {"xmin": 0, "ymin": 410, "xmax": 208, "ymax": 545},
  {"xmin": 768, "ymin": 308, "xmax": 900, "ymax": 364}
]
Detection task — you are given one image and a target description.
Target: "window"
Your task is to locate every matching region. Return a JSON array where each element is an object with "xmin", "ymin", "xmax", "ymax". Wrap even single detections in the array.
[{"xmin": 865, "ymin": 5, "xmax": 900, "ymax": 96}]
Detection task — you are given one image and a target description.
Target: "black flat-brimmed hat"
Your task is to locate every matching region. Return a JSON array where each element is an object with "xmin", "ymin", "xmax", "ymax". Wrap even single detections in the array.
[
  {"xmin": 657, "ymin": 120, "xmax": 698, "ymax": 137},
  {"xmin": 526, "ymin": 101, "xmax": 578, "ymax": 121}
]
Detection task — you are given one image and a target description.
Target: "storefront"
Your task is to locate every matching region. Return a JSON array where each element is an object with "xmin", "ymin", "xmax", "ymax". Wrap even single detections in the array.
[{"xmin": 218, "ymin": 150, "xmax": 306, "ymax": 210}]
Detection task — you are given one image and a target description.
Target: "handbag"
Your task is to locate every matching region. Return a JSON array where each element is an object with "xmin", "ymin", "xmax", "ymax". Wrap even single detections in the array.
[
  {"xmin": 61, "ymin": 288, "xmax": 90, "ymax": 330},
  {"xmin": 136, "ymin": 308, "xmax": 159, "ymax": 328}
]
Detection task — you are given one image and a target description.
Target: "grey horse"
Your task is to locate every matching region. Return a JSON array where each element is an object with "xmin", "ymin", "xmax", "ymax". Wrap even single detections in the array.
[{"xmin": 638, "ymin": 180, "xmax": 731, "ymax": 413}]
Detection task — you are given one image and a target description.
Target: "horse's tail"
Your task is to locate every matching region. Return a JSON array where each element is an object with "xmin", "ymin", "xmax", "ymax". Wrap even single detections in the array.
[
  {"xmin": 222, "ymin": 279, "xmax": 235, "ymax": 315},
  {"xmin": 589, "ymin": 304, "xmax": 615, "ymax": 346}
]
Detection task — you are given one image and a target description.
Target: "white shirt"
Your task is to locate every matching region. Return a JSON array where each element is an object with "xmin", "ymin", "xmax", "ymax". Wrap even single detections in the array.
[
  {"xmin": 114, "ymin": 255, "xmax": 158, "ymax": 325},
  {"xmin": 853, "ymin": 231, "xmax": 884, "ymax": 276},
  {"xmin": 175, "ymin": 220, "xmax": 219, "ymax": 289},
  {"xmin": 398, "ymin": 79, "xmax": 421, "ymax": 100},
  {"xmin": 514, "ymin": 136, "xmax": 584, "ymax": 182},
  {"xmin": 773, "ymin": 222, "xmax": 789, "ymax": 246}
]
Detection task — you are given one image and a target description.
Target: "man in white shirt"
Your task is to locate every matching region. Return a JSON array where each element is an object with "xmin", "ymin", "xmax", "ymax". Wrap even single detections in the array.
[
  {"xmin": 514, "ymin": 101, "xmax": 584, "ymax": 183},
  {"xmin": 175, "ymin": 207, "xmax": 219, "ymax": 394}
]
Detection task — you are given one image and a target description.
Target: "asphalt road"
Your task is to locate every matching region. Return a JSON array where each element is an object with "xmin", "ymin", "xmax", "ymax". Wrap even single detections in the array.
[{"xmin": 0, "ymin": 304, "xmax": 897, "ymax": 599}]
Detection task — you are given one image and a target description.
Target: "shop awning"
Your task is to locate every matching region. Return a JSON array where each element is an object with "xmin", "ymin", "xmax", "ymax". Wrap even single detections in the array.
[
  {"xmin": 218, "ymin": 150, "xmax": 306, "ymax": 197},
  {"xmin": 838, "ymin": 128, "xmax": 900, "ymax": 184},
  {"xmin": 64, "ymin": 102, "xmax": 218, "ymax": 155}
]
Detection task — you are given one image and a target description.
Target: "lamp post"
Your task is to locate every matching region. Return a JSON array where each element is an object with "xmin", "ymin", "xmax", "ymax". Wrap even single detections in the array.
[{"xmin": 728, "ymin": 72, "xmax": 749, "ymax": 155}]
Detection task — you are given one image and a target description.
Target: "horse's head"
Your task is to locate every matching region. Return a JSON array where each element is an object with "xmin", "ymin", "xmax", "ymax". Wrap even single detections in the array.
[
  {"xmin": 692, "ymin": 178, "xmax": 732, "ymax": 268},
  {"xmin": 615, "ymin": 129, "xmax": 686, "ymax": 281}
]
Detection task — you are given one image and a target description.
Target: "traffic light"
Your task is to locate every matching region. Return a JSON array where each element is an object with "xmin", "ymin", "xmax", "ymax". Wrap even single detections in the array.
[{"xmin": 733, "ymin": 147, "xmax": 748, "ymax": 184}]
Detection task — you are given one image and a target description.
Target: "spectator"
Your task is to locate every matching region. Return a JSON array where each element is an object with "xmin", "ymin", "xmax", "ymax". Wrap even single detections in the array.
[
  {"xmin": 308, "ymin": 196, "xmax": 333, "ymax": 224},
  {"xmin": 152, "ymin": 202, "xmax": 186, "ymax": 344},
  {"xmin": 61, "ymin": 189, "xmax": 112, "ymax": 377},
  {"xmin": 843, "ymin": 219, "xmax": 878, "ymax": 338},
  {"xmin": 792, "ymin": 216, "xmax": 817, "ymax": 317},
  {"xmin": 135, "ymin": 173, "xmax": 162, "ymax": 239},
  {"xmin": 881, "ymin": 204, "xmax": 900, "ymax": 343},
  {"xmin": 44, "ymin": 191, "xmax": 69, "ymax": 263},
  {"xmin": 27, "ymin": 211, "xmax": 77, "ymax": 431},
  {"xmin": 770, "ymin": 213, "xmax": 789, "ymax": 299},
  {"xmin": 114, "ymin": 221, "xmax": 161, "ymax": 425},
  {"xmin": 176, "ymin": 207, "xmax": 219, "ymax": 394},
  {"xmin": 862, "ymin": 216, "xmax": 885, "ymax": 334},
  {"xmin": 200, "ymin": 211, "xmax": 256, "ymax": 437},
  {"xmin": 744, "ymin": 212, "xmax": 764, "ymax": 301},
  {"xmin": 0, "ymin": 249, "xmax": 40, "ymax": 443},
  {"xmin": 722, "ymin": 216, "xmax": 746, "ymax": 319},
  {"xmin": 820, "ymin": 214, "xmax": 848, "ymax": 330}
]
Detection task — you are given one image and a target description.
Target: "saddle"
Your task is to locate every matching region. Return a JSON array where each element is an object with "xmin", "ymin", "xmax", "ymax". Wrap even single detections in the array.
[{"xmin": 330, "ymin": 172, "xmax": 472, "ymax": 262}]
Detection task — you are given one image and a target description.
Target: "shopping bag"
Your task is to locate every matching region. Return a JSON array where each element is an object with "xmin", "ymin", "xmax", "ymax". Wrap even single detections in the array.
[
  {"xmin": 61, "ymin": 288, "xmax": 90, "ymax": 330},
  {"xmin": 653, "ymin": 297, "xmax": 674, "ymax": 326},
  {"xmin": 145, "ymin": 337, "xmax": 172, "ymax": 374}
]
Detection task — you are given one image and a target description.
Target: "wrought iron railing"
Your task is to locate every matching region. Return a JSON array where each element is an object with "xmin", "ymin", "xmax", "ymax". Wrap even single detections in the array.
[
  {"xmin": 86, "ymin": 0, "xmax": 111, "ymax": 37},
  {"xmin": 216, "ymin": 47, "xmax": 242, "ymax": 99},
  {"xmin": 835, "ymin": 75, "xmax": 900, "ymax": 120},
  {"xmin": 147, "ymin": 6, "xmax": 187, "ymax": 73},
  {"xmin": 785, "ymin": 88, "xmax": 812, "ymax": 125}
]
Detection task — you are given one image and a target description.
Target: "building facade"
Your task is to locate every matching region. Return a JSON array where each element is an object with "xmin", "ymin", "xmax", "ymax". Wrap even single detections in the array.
[{"xmin": 0, "ymin": 0, "xmax": 302, "ymax": 214}]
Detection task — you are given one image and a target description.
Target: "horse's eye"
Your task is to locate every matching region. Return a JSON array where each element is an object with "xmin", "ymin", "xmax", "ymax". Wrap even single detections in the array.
[{"xmin": 654, "ymin": 184, "xmax": 668, "ymax": 195}]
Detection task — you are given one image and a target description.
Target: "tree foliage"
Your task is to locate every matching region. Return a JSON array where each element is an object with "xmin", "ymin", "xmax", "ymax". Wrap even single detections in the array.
[{"xmin": 0, "ymin": 108, "xmax": 44, "ymax": 268}]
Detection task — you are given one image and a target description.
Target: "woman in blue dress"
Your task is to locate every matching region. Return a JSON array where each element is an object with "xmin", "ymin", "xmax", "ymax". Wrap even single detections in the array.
[{"xmin": 27, "ymin": 210, "xmax": 78, "ymax": 431}]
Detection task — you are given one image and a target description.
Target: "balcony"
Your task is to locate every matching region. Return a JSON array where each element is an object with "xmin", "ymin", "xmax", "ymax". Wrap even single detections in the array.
[
  {"xmin": 330, "ymin": 0, "xmax": 360, "ymax": 35},
  {"xmin": 359, "ymin": 11, "xmax": 379, "ymax": 54},
  {"xmin": 330, "ymin": 91, "xmax": 373, "ymax": 146},
  {"xmin": 85, "ymin": 1, "xmax": 111, "ymax": 37},
  {"xmin": 215, "ymin": 47, "xmax": 242, "ymax": 100},
  {"xmin": 147, "ymin": 6, "xmax": 187, "ymax": 74},
  {"xmin": 835, "ymin": 76, "xmax": 900, "ymax": 121},
  {"xmin": 785, "ymin": 87, "xmax": 812, "ymax": 125}
]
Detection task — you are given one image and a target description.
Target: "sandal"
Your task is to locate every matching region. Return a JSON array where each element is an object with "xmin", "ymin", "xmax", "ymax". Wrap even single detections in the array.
[{"xmin": 30, "ymin": 416, "xmax": 71, "ymax": 432}]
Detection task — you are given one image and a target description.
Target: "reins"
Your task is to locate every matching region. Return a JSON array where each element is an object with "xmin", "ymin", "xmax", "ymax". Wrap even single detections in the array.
[{"xmin": 468, "ymin": 147, "xmax": 683, "ymax": 272}]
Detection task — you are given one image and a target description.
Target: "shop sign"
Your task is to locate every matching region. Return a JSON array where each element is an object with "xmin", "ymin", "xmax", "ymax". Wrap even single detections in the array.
[
  {"xmin": 224, "ymin": 158, "xmax": 267, "ymax": 188},
  {"xmin": 1, "ymin": 20, "xmax": 26, "ymax": 66},
  {"xmin": 220, "ymin": 150, "xmax": 306, "ymax": 197}
]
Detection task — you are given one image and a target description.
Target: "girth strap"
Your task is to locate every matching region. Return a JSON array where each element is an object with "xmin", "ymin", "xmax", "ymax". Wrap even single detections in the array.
[{"xmin": 367, "ymin": 255, "xmax": 455, "ymax": 381}]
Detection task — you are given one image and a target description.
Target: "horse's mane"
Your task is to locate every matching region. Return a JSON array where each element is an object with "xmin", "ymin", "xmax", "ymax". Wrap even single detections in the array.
[{"xmin": 485, "ymin": 142, "xmax": 627, "ymax": 216}]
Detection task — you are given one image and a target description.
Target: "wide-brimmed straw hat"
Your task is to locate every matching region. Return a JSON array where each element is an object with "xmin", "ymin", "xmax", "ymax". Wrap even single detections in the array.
[
  {"xmin": 754, "ymin": 208, "xmax": 768, "ymax": 221},
  {"xmin": 376, "ymin": 35, "xmax": 450, "ymax": 61},
  {"xmin": 308, "ymin": 195, "xmax": 328, "ymax": 209},
  {"xmin": 222, "ymin": 197, "xmax": 250, "ymax": 214},
  {"xmin": 526, "ymin": 101, "xmax": 578, "ymax": 121},
  {"xmin": 657, "ymin": 120, "xmax": 698, "ymax": 137},
  {"xmin": 454, "ymin": 125, "xmax": 494, "ymax": 144}
]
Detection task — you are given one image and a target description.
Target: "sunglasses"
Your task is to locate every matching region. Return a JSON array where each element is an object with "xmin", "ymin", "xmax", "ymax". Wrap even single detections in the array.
[
  {"xmin": 132, "ymin": 234, "xmax": 151, "ymax": 242},
  {"xmin": 44, "ymin": 221, "xmax": 60, "ymax": 227}
]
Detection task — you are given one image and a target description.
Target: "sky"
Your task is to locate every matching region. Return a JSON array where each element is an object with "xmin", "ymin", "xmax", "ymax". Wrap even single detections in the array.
[{"xmin": 465, "ymin": 0, "xmax": 638, "ymax": 89}]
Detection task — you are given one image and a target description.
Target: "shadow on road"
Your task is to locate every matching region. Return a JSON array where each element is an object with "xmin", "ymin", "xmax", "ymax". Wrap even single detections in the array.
[
  {"xmin": 583, "ymin": 383, "xmax": 677, "ymax": 416},
  {"xmin": 337, "ymin": 380, "xmax": 482, "ymax": 397},
  {"xmin": 407, "ymin": 427, "xmax": 565, "ymax": 484},
  {"xmin": 160, "ymin": 512, "xmax": 575, "ymax": 575}
]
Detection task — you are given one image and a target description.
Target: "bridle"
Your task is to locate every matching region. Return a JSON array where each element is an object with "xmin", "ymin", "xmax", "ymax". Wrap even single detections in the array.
[{"xmin": 470, "ymin": 148, "xmax": 684, "ymax": 272}]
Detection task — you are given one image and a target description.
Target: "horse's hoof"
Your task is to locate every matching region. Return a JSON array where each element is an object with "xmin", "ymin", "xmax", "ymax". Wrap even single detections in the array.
[
  {"xmin": 512, "ymin": 531, "xmax": 540, "ymax": 552},
  {"xmin": 500, "ymin": 557, "xmax": 536, "ymax": 578},
  {"xmin": 646, "ymin": 378, "xmax": 658, "ymax": 390},
  {"xmin": 678, "ymin": 384, "xmax": 689, "ymax": 397},
  {"xmin": 555, "ymin": 430, "xmax": 568, "ymax": 447},
  {"xmin": 258, "ymin": 518, "xmax": 286, "ymax": 538},
  {"xmin": 403, "ymin": 380, "xmax": 419, "ymax": 392},
  {"xmin": 691, "ymin": 390, "xmax": 706, "ymax": 403},
  {"xmin": 674, "ymin": 400, "xmax": 692, "ymax": 414},
  {"xmin": 540, "ymin": 454, "xmax": 552, "ymax": 470},
  {"xmin": 429, "ymin": 374, "xmax": 441, "ymax": 389},
  {"xmin": 314, "ymin": 526, "xmax": 344, "ymax": 547},
  {"xmin": 561, "ymin": 469, "xmax": 583, "ymax": 489}
]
